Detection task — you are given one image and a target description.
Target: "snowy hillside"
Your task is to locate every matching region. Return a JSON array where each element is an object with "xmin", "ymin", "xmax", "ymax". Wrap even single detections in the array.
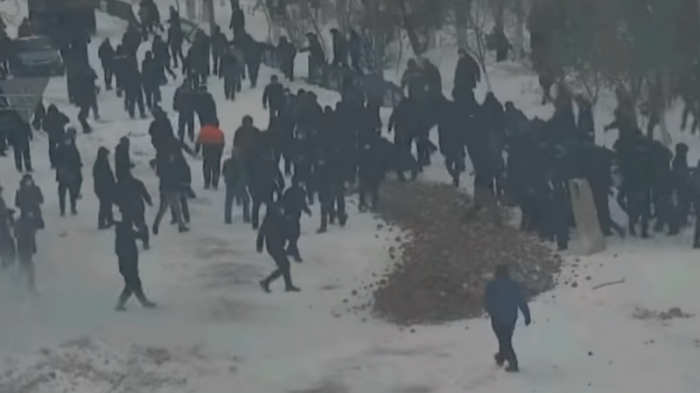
[{"xmin": 0, "ymin": 1, "xmax": 700, "ymax": 392}]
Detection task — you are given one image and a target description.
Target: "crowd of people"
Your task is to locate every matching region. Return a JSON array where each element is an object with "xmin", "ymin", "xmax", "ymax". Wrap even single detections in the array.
[{"xmin": 0, "ymin": 0, "xmax": 699, "ymax": 339}]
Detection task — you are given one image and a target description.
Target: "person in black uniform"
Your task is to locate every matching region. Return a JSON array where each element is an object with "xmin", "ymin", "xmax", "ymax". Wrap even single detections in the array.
[
  {"xmin": 281, "ymin": 179, "xmax": 311, "ymax": 262},
  {"xmin": 114, "ymin": 220, "xmax": 156, "ymax": 311},
  {"xmin": 93, "ymin": 147, "xmax": 116, "ymax": 229},
  {"xmin": 257, "ymin": 203, "xmax": 300, "ymax": 293}
]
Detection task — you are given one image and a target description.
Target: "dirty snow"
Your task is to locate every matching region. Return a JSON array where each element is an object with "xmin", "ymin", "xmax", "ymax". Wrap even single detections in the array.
[{"xmin": 0, "ymin": 1, "xmax": 699, "ymax": 392}]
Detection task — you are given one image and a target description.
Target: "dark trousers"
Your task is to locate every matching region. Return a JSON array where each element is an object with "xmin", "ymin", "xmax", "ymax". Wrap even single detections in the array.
[
  {"xmin": 246, "ymin": 63, "xmax": 259, "ymax": 87},
  {"xmin": 286, "ymin": 219, "xmax": 301, "ymax": 257},
  {"xmin": 103, "ymin": 65, "xmax": 113, "ymax": 89},
  {"xmin": 122, "ymin": 208, "xmax": 150, "ymax": 248},
  {"xmin": 48, "ymin": 139, "xmax": 61, "ymax": 167},
  {"xmin": 13, "ymin": 143, "xmax": 31, "ymax": 172},
  {"xmin": 202, "ymin": 146, "xmax": 223, "ymax": 188},
  {"xmin": 178, "ymin": 111, "xmax": 195, "ymax": 141},
  {"xmin": 444, "ymin": 156, "xmax": 464, "ymax": 185},
  {"xmin": 126, "ymin": 90, "xmax": 146, "ymax": 118},
  {"xmin": 282, "ymin": 59, "xmax": 294, "ymax": 81},
  {"xmin": 180, "ymin": 193, "xmax": 190, "ymax": 223},
  {"xmin": 158, "ymin": 59, "xmax": 176, "ymax": 81},
  {"xmin": 224, "ymin": 186, "xmax": 250, "ymax": 223},
  {"xmin": 224, "ymin": 77, "xmax": 239, "ymax": 100},
  {"xmin": 626, "ymin": 189, "xmax": 651, "ymax": 237},
  {"xmin": 251, "ymin": 197, "xmax": 271, "ymax": 229},
  {"xmin": 118, "ymin": 259, "xmax": 148, "ymax": 306},
  {"xmin": 78, "ymin": 105, "xmax": 92, "ymax": 133},
  {"xmin": 416, "ymin": 137, "xmax": 433, "ymax": 166},
  {"xmin": 58, "ymin": 179, "xmax": 80, "ymax": 214},
  {"xmin": 170, "ymin": 45, "xmax": 185, "ymax": 68},
  {"xmin": 98, "ymin": 197, "xmax": 114, "ymax": 228},
  {"xmin": 358, "ymin": 178, "xmax": 379, "ymax": 210},
  {"xmin": 212, "ymin": 52, "xmax": 221, "ymax": 74},
  {"xmin": 263, "ymin": 249, "xmax": 293, "ymax": 288},
  {"xmin": 269, "ymin": 105, "xmax": 282, "ymax": 124},
  {"xmin": 491, "ymin": 318, "xmax": 517, "ymax": 366},
  {"xmin": 144, "ymin": 87, "xmax": 161, "ymax": 110},
  {"xmin": 319, "ymin": 184, "xmax": 346, "ymax": 229}
]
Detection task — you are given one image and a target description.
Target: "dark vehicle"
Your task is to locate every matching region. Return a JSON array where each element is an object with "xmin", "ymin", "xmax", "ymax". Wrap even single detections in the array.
[
  {"xmin": 29, "ymin": 0, "xmax": 97, "ymax": 37},
  {"xmin": 10, "ymin": 36, "xmax": 64, "ymax": 77}
]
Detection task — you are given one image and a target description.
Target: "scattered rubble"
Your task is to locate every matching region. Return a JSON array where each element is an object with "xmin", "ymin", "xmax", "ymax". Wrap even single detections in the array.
[
  {"xmin": 633, "ymin": 307, "xmax": 694, "ymax": 322},
  {"xmin": 0, "ymin": 337, "xmax": 237, "ymax": 393},
  {"xmin": 368, "ymin": 180, "xmax": 562, "ymax": 325}
]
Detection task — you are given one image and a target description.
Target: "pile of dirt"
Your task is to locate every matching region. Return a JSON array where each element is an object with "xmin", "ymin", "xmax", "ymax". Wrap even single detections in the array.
[{"xmin": 370, "ymin": 180, "xmax": 563, "ymax": 325}]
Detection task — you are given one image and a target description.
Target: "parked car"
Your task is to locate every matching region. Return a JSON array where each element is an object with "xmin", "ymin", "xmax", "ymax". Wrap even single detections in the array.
[{"xmin": 9, "ymin": 36, "xmax": 64, "ymax": 77}]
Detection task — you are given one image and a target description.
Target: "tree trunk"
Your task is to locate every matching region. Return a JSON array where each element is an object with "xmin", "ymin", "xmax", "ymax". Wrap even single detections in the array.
[
  {"xmin": 202, "ymin": 0, "xmax": 215, "ymax": 31},
  {"xmin": 658, "ymin": 70, "xmax": 672, "ymax": 146},
  {"xmin": 454, "ymin": 0, "xmax": 469, "ymax": 49},
  {"xmin": 396, "ymin": 0, "xmax": 427, "ymax": 55},
  {"xmin": 513, "ymin": 0, "xmax": 525, "ymax": 58},
  {"xmin": 493, "ymin": 0, "xmax": 505, "ymax": 30}
]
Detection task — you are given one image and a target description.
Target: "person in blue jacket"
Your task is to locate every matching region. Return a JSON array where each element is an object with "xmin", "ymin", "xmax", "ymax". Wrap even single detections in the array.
[{"xmin": 485, "ymin": 264, "xmax": 531, "ymax": 372}]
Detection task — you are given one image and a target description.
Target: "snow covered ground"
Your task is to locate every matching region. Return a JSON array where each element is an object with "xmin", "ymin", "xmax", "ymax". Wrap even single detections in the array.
[{"xmin": 1, "ymin": 1, "xmax": 700, "ymax": 392}]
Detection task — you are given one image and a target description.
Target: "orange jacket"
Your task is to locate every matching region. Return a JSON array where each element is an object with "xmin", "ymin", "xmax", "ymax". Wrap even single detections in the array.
[{"xmin": 197, "ymin": 125, "xmax": 225, "ymax": 145}]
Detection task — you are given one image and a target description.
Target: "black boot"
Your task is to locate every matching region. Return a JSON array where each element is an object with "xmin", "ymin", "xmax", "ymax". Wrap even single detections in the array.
[{"xmin": 494, "ymin": 353, "xmax": 504, "ymax": 367}]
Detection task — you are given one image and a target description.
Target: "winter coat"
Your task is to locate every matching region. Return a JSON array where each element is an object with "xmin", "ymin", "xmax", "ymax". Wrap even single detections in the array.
[
  {"xmin": 211, "ymin": 32, "xmax": 228, "ymax": 55},
  {"xmin": 281, "ymin": 184, "xmax": 310, "ymax": 220},
  {"xmin": 152, "ymin": 39, "xmax": 170, "ymax": 64},
  {"xmin": 149, "ymin": 115, "xmax": 175, "ymax": 150},
  {"xmin": 331, "ymin": 32, "xmax": 347, "ymax": 64},
  {"xmin": 195, "ymin": 125, "xmax": 225, "ymax": 153},
  {"xmin": 55, "ymin": 143, "xmax": 82, "ymax": 184},
  {"xmin": 454, "ymin": 54, "xmax": 481, "ymax": 90},
  {"xmin": 248, "ymin": 157, "xmax": 284, "ymax": 201},
  {"xmin": 167, "ymin": 24, "xmax": 184, "ymax": 48},
  {"xmin": 233, "ymin": 125, "xmax": 261, "ymax": 153},
  {"xmin": 229, "ymin": 8, "xmax": 245, "ymax": 33},
  {"xmin": 256, "ymin": 208, "xmax": 288, "ymax": 252},
  {"xmin": 42, "ymin": 110, "xmax": 70, "ymax": 142},
  {"xmin": 388, "ymin": 98, "xmax": 420, "ymax": 139},
  {"xmin": 141, "ymin": 58, "xmax": 160, "ymax": 89},
  {"xmin": 98, "ymin": 41, "xmax": 115, "ymax": 67},
  {"xmin": 115, "ymin": 176, "xmax": 152, "ymax": 215},
  {"xmin": 14, "ymin": 185, "xmax": 43, "ymax": 215},
  {"xmin": 93, "ymin": 156, "xmax": 116, "ymax": 200},
  {"xmin": 7, "ymin": 115, "xmax": 32, "ymax": 147},
  {"xmin": 115, "ymin": 141, "xmax": 132, "ymax": 176},
  {"xmin": 197, "ymin": 125, "xmax": 225, "ymax": 146},
  {"xmin": 277, "ymin": 40, "xmax": 296, "ymax": 64},
  {"xmin": 195, "ymin": 91, "xmax": 218, "ymax": 125},
  {"xmin": 157, "ymin": 156, "xmax": 190, "ymax": 192},
  {"xmin": 115, "ymin": 223, "xmax": 140, "ymax": 260},
  {"xmin": 485, "ymin": 277, "xmax": 531, "ymax": 324},
  {"xmin": 222, "ymin": 155, "xmax": 248, "ymax": 190},
  {"xmin": 173, "ymin": 85, "xmax": 195, "ymax": 113},
  {"xmin": 73, "ymin": 67, "xmax": 98, "ymax": 107},
  {"xmin": 14, "ymin": 217, "xmax": 37, "ymax": 256},
  {"xmin": 220, "ymin": 51, "xmax": 241, "ymax": 80},
  {"xmin": 357, "ymin": 141, "xmax": 384, "ymax": 182},
  {"xmin": 263, "ymin": 82, "xmax": 285, "ymax": 109}
]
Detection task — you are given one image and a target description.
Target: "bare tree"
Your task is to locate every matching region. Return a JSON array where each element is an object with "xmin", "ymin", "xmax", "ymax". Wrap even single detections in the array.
[{"xmin": 466, "ymin": 0, "xmax": 493, "ymax": 89}]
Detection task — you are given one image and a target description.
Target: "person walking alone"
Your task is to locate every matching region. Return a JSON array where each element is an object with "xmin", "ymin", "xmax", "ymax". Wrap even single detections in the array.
[{"xmin": 484, "ymin": 264, "xmax": 531, "ymax": 372}]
